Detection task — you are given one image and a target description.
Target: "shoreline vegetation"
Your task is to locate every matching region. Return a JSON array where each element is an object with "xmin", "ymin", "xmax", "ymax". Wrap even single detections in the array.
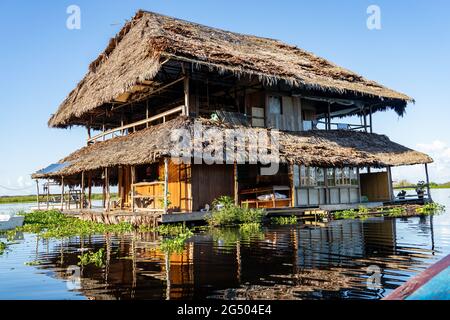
[
  {"xmin": 0, "ymin": 193, "xmax": 117, "ymax": 204},
  {"xmin": 393, "ymin": 180, "xmax": 450, "ymax": 189}
]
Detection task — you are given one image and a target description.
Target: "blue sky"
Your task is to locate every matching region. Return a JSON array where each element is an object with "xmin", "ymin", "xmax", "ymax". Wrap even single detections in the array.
[{"xmin": 0, "ymin": 0, "xmax": 449, "ymax": 195}]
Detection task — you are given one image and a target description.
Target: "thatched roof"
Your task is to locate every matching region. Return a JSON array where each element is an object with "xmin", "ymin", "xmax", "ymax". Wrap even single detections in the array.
[
  {"xmin": 33, "ymin": 117, "xmax": 432, "ymax": 179},
  {"xmin": 49, "ymin": 10, "xmax": 412, "ymax": 128}
]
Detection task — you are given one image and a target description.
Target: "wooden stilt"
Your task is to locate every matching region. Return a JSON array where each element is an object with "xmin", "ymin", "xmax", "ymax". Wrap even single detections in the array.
[
  {"xmin": 60, "ymin": 177, "xmax": 64, "ymax": 210},
  {"xmin": 369, "ymin": 106, "xmax": 373, "ymax": 133},
  {"xmin": 131, "ymin": 166, "xmax": 136, "ymax": 213},
  {"xmin": 88, "ymin": 172, "xmax": 92, "ymax": 209},
  {"xmin": 35, "ymin": 180, "xmax": 40, "ymax": 210},
  {"xmin": 387, "ymin": 166, "xmax": 394, "ymax": 201},
  {"xmin": 81, "ymin": 171, "xmax": 85, "ymax": 209},
  {"xmin": 46, "ymin": 179, "xmax": 50, "ymax": 209},
  {"xmin": 425, "ymin": 163, "xmax": 432, "ymax": 201},
  {"xmin": 105, "ymin": 167, "xmax": 110, "ymax": 212},
  {"xmin": 234, "ymin": 162, "xmax": 239, "ymax": 206}
]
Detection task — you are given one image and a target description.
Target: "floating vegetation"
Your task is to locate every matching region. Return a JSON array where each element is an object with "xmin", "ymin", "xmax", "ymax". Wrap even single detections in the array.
[
  {"xmin": 16, "ymin": 210, "xmax": 134, "ymax": 239},
  {"xmin": 24, "ymin": 260, "xmax": 41, "ymax": 266},
  {"xmin": 159, "ymin": 226, "xmax": 193, "ymax": 254},
  {"xmin": 334, "ymin": 206, "xmax": 370, "ymax": 220},
  {"xmin": 416, "ymin": 203, "xmax": 446, "ymax": 215},
  {"xmin": 206, "ymin": 196, "xmax": 266, "ymax": 227},
  {"xmin": 78, "ymin": 248, "xmax": 106, "ymax": 267},
  {"xmin": 0, "ymin": 241, "xmax": 7, "ymax": 255},
  {"xmin": 271, "ymin": 216, "xmax": 298, "ymax": 225}
]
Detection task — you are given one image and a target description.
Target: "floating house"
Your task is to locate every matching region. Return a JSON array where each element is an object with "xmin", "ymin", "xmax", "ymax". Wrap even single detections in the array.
[{"xmin": 33, "ymin": 11, "xmax": 433, "ymax": 217}]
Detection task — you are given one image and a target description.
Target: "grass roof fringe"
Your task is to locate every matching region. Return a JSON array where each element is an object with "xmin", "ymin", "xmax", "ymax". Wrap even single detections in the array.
[{"xmin": 33, "ymin": 116, "xmax": 432, "ymax": 179}]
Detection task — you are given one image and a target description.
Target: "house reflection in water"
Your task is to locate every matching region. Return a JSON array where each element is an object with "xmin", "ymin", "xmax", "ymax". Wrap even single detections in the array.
[{"xmin": 43, "ymin": 217, "xmax": 436, "ymax": 300}]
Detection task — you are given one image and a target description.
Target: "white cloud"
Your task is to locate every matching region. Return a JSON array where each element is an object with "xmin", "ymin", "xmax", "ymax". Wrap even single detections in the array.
[{"xmin": 393, "ymin": 140, "xmax": 450, "ymax": 183}]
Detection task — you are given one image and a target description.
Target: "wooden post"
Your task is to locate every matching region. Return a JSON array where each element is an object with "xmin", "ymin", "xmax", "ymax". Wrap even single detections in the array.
[
  {"xmin": 164, "ymin": 158, "xmax": 169, "ymax": 214},
  {"xmin": 327, "ymin": 102, "xmax": 331, "ymax": 130},
  {"xmin": 87, "ymin": 126, "xmax": 91, "ymax": 145},
  {"xmin": 234, "ymin": 163, "xmax": 239, "ymax": 206},
  {"xmin": 105, "ymin": 167, "xmax": 110, "ymax": 212},
  {"xmin": 146, "ymin": 101, "xmax": 149, "ymax": 128},
  {"xmin": 35, "ymin": 180, "xmax": 40, "ymax": 210},
  {"xmin": 290, "ymin": 164, "xmax": 296, "ymax": 207},
  {"xmin": 102, "ymin": 169, "xmax": 106, "ymax": 209},
  {"xmin": 81, "ymin": 171, "xmax": 85, "ymax": 209},
  {"xmin": 387, "ymin": 166, "xmax": 394, "ymax": 201},
  {"xmin": 131, "ymin": 166, "xmax": 136, "ymax": 213},
  {"xmin": 183, "ymin": 64, "xmax": 190, "ymax": 116},
  {"xmin": 357, "ymin": 168, "xmax": 362, "ymax": 203},
  {"xmin": 425, "ymin": 163, "xmax": 432, "ymax": 201},
  {"xmin": 46, "ymin": 179, "xmax": 50, "ymax": 209},
  {"xmin": 369, "ymin": 106, "xmax": 373, "ymax": 133},
  {"xmin": 88, "ymin": 172, "xmax": 92, "ymax": 209},
  {"xmin": 60, "ymin": 177, "xmax": 64, "ymax": 210},
  {"xmin": 363, "ymin": 108, "xmax": 368, "ymax": 132}
]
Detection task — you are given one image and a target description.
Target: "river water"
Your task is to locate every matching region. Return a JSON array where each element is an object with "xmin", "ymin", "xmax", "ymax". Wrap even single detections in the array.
[{"xmin": 0, "ymin": 189, "xmax": 449, "ymax": 300}]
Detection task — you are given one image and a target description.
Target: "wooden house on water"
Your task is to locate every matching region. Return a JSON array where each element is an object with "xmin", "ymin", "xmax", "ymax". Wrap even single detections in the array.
[{"xmin": 32, "ymin": 11, "xmax": 433, "ymax": 220}]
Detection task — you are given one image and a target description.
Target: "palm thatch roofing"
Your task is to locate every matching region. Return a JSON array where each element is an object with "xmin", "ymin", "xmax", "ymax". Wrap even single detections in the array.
[
  {"xmin": 49, "ymin": 10, "xmax": 412, "ymax": 128},
  {"xmin": 33, "ymin": 116, "xmax": 432, "ymax": 179}
]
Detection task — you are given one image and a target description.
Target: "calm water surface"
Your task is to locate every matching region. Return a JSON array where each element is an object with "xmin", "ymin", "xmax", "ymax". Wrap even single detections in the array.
[{"xmin": 1, "ymin": 190, "xmax": 449, "ymax": 300}]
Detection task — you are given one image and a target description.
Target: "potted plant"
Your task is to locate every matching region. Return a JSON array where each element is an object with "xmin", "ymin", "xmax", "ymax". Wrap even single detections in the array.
[{"xmin": 415, "ymin": 181, "xmax": 426, "ymax": 200}]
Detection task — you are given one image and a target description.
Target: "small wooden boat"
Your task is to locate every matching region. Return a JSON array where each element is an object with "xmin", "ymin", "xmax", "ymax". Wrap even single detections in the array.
[
  {"xmin": 384, "ymin": 254, "xmax": 450, "ymax": 300},
  {"xmin": 0, "ymin": 215, "xmax": 25, "ymax": 231}
]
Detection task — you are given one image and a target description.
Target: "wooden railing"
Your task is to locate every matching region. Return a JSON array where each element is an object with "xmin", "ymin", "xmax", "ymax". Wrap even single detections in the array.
[
  {"xmin": 88, "ymin": 105, "xmax": 184, "ymax": 144},
  {"xmin": 315, "ymin": 120, "xmax": 370, "ymax": 132},
  {"xmin": 131, "ymin": 181, "xmax": 166, "ymax": 212}
]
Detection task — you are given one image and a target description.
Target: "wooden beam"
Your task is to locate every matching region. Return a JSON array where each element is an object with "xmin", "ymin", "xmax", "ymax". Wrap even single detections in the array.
[{"xmin": 164, "ymin": 158, "xmax": 169, "ymax": 214}]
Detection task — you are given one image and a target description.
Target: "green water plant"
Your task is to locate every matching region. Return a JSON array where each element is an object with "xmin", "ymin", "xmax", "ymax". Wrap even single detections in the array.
[
  {"xmin": 271, "ymin": 216, "xmax": 298, "ymax": 225},
  {"xmin": 0, "ymin": 241, "xmax": 7, "ymax": 255},
  {"xmin": 333, "ymin": 206, "xmax": 370, "ymax": 220},
  {"xmin": 159, "ymin": 226, "xmax": 193, "ymax": 254},
  {"xmin": 16, "ymin": 210, "xmax": 134, "ymax": 239},
  {"xmin": 78, "ymin": 248, "xmax": 106, "ymax": 267},
  {"xmin": 416, "ymin": 203, "xmax": 445, "ymax": 215},
  {"xmin": 206, "ymin": 196, "xmax": 266, "ymax": 227}
]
